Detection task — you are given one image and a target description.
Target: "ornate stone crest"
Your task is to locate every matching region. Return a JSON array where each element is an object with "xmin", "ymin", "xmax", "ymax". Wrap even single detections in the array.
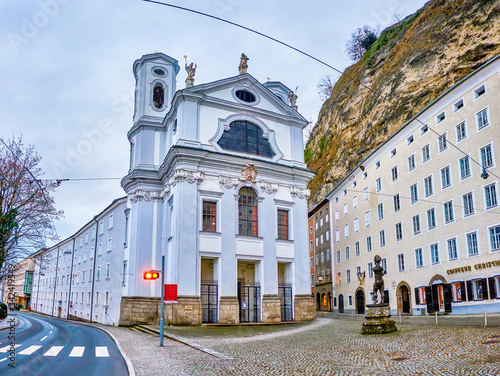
[
  {"xmin": 240, "ymin": 164, "xmax": 257, "ymax": 183},
  {"xmin": 170, "ymin": 169, "xmax": 204, "ymax": 186},
  {"xmin": 219, "ymin": 176, "xmax": 239, "ymax": 189},
  {"xmin": 290, "ymin": 186, "xmax": 310, "ymax": 200},
  {"xmin": 259, "ymin": 181, "xmax": 278, "ymax": 194},
  {"xmin": 129, "ymin": 189, "xmax": 165, "ymax": 203}
]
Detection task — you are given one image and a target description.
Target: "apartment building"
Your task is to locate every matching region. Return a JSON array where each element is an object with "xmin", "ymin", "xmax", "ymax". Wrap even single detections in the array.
[{"xmin": 327, "ymin": 54, "xmax": 500, "ymax": 315}]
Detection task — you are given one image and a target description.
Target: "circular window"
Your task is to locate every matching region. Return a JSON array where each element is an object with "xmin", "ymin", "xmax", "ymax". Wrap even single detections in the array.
[
  {"xmin": 235, "ymin": 89, "xmax": 256, "ymax": 103},
  {"xmin": 152, "ymin": 67, "xmax": 167, "ymax": 77}
]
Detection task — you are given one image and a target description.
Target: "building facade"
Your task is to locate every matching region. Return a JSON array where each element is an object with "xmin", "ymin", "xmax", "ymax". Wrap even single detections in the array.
[
  {"xmin": 308, "ymin": 214, "xmax": 315, "ymax": 296},
  {"xmin": 328, "ymin": 54, "xmax": 500, "ymax": 315},
  {"xmin": 11, "ymin": 257, "xmax": 34, "ymax": 309},
  {"xmin": 120, "ymin": 52, "xmax": 315, "ymax": 325},
  {"xmin": 309, "ymin": 199, "xmax": 334, "ymax": 311}
]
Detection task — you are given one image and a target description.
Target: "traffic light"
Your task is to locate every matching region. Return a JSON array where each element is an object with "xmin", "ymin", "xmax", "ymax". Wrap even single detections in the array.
[{"xmin": 143, "ymin": 270, "xmax": 160, "ymax": 280}]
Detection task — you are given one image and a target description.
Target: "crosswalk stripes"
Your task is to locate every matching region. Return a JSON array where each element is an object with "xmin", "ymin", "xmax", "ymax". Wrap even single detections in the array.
[{"xmin": 0, "ymin": 345, "xmax": 110, "ymax": 359}]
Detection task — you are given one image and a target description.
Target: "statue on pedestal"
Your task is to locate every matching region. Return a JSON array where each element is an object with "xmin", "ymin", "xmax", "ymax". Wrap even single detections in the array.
[
  {"xmin": 184, "ymin": 55, "xmax": 197, "ymax": 88},
  {"xmin": 372, "ymin": 255, "xmax": 385, "ymax": 305},
  {"xmin": 238, "ymin": 53, "xmax": 249, "ymax": 74}
]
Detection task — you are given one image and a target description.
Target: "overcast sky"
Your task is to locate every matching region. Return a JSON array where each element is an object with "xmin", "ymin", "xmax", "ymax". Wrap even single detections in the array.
[{"xmin": 1, "ymin": 0, "xmax": 428, "ymax": 244}]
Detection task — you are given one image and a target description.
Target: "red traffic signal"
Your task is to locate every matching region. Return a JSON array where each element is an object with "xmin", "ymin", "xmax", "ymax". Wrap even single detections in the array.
[{"xmin": 143, "ymin": 270, "xmax": 160, "ymax": 280}]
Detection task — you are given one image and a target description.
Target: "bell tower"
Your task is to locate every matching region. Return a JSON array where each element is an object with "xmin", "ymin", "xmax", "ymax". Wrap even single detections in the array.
[{"xmin": 132, "ymin": 52, "xmax": 180, "ymax": 125}]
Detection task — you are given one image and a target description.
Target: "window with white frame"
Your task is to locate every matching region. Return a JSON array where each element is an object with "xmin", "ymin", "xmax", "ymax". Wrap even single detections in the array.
[
  {"xmin": 391, "ymin": 166, "xmax": 398, "ymax": 182},
  {"xmin": 424, "ymin": 175, "xmax": 433, "ymax": 196},
  {"xmin": 366, "ymin": 236, "xmax": 372, "ymax": 253},
  {"xmin": 397, "ymin": 253, "xmax": 405, "ymax": 272},
  {"xmin": 395, "ymin": 222, "xmax": 403, "ymax": 241},
  {"xmin": 98, "ymin": 243, "xmax": 102, "ymax": 255},
  {"xmin": 343, "ymin": 203, "xmax": 348, "ymax": 215},
  {"xmin": 316, "ymin": 237, "xmax": 318, "ymax": 247},
  {"xmin": 85, "ymin": 232, "xmax": 89, "ymax": 244},
  {"xmin": 354, "ymin": 217, "xmax": 359, "ymax": 233},
  {"xmin": 368, "ymin": 262, "xmax": 374, "ymax": 278},
  {"xmin": 420, "ymin": 124, "xmax": 428, "ymax": 135},
  {"xmin": 427, "ymin": 208, "xmax": 436, "ymax": 230},
  {"xmin": 315, "ymin": 255, "xmax": 318, "ymax": 265},
  {"xmin": 410, "ymin": 183, "xmax": 418, "ymax": 204},
  {"xmin": 390, "ymin": 148, "xmax": 396, "ymax": 158},
  {"xmin": 408, "ymin": 154, "xmax": 416, "ymax": 172},
  {"xmin": 489, "ymin": 225, "xmax": 500, "ymax": 252},
  {"xmin": 363, "ymin": 187, "xmax": 369, "ymax": 201},
  {"xmin": 447, "ymin": 237, "xmax": 458, "ymax": 261},
  {"xmin": 379, "ymin": 229, "xmax": 386, "ymax": 247},
  {"xmin": 438, "ymin": 133, "xmax": 448, "ymax": 152},
  {"xmin": 320, "ymin": 252, "xmax": 324, "ymax": 263},
  {"xmin": 375, "ymin": 161, "xmax": 381, "ymax": 169},
  {"xmin": 363, "ymin": 171, "xmax": 368, "ymax": 179},
  {"xmin": 474, "ymin": 84, "xmax": 486, "ymax": 99},
  {"xmin": 320, "ymin": 234, "xmax": 324, "ymax": 244},
  {"xmin": 353, "ymin": 196, "xmax": 358, "ymax": 209},
  {"xmin": 345, "ymin": 246, "xmax": 350, "ymax": 260},
  {"xmin": 455, "ymin": 121, "xmax": 467, "ymax": 141},
  {"xmin": 476, "ymin": 108, "xmax": 489, "ymax": 130},
  {"xmin": 415, "ymin": 247, "xmax": 424, "ymax": 268},
  {"xmin": 453, "ymin": 98, "xmax": 464, "ymax": 112},
  {"xmin": 412, "ymin": 214, "xmax": 421, "ymax": 235},
  {"xmin": 377, "ymin": 202, "xmax": 384, "ymax": 220},
  {"xmin": 326, "ymin": 249, "xmax": 330, "ymax": 261},
  {"xmin": 99, "ymin": 221, "xmax": 104, "ymax": 235},
  {"xmin": 344, "ymin": 224, "xmax": 349, "ymax": 238},
  {"xmin": 466, "ymin": 232, "xmax": 479, "ymax": 256},
  {"xmin": 459, "ymin": 156, "xmax": 471, "ymax": 179},
  {"xmin": 91, "ymin": 226, "xmax": 96, "ymax": 239},
  {"xmin": 443, "ymin": 201, "xmax": 454, "ymax": 223},
  {"xmin": 355, "ymin": 241, "xmax": 360, "ymax": 257},
  {"xmin": 336, "ymin": 250, "xmax": 341, "ymax": 264},
  {"xmin": 430, "ymin": 243, "xmax": 440, "ymax": 264},
  {"xmin": 393, "ymin": 193, "xmax": 401, "ymax": 212},
  {"xmin": 484, "ymin": 183, "xmax": 498, "ymax": 209},
  {"xmin": 376, "ymin": 178, "xmax": 382, "ymax": 192},
  {"xmin": 335, "ymin": 210, "xmax": 339, "ymax": 221},
  {"xmin": 89, "ymin": 268, "xmax": 92, "ymax": 281},
  {"xmin": 335, "ymin": 229, "xmax": 340, "ymax": 243},
  {"xmin": 365, "ymin": 210, "xmax": 371, "ymax": 227},
  {"xmin": 346, "ymin": 269, "xmax": 351, "ymax": 284},
  {"xmin": 407, "ymin": 135, "xmax": 414, "ymax": 145},
  {"xmin": 441, "ymin": 166, "xmax": 451, "ymax": 189},
  {"xmin": 480, "ymin": 144, "xmax": 493, "ymax": 169},
  {"xmin": 90, "ymin": 246, "xmax": 94, "ymax": 259},
  {"xmin": 352, "ymin": 181, "xmax": 357, "ymax": 188},
  {"xmin": 463, "ymin": 192, "xmax": 475, "ymax": 216},
  {"xmin": 96, "ymin": 265, "xmax": 101, "ymax": 280},
  {"xmin": 326, "ymin": 231, "xmax": 330, "ymax": 241},
  {"xmin": 108, "ymin": 214, "xmax": 114, "ymax": 229},
  {"xmin": 83, "ymin": 251, "xmax": 87, "ymax": 262},
  {"xmin": 422, "ymin": 144, "xmax": 431, "ymax": 162},
  {"xmin": 381, "ymin": 258, "xmax": 387, "ymax": 274},
  {"xmin": 436, "ymin": 111, "xmax": 445, "ymax": 124},
  {"xmin": 356, "ymin": 265, "xmax": 361, "ymax": 280},
  {"xmin": 107, "ymin": 238, "xmax": 112, "ymax": 252}
]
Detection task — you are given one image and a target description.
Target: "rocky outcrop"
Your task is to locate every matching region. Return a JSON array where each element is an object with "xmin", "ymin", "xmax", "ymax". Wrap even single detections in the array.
[{"xmin": 306, "ymin": 0, "xmax": 500, "ymax": 204}]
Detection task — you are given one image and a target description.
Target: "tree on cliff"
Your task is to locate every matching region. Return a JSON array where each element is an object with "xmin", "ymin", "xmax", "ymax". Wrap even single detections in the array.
[
  {"xmin": 317, "ymin": 75, "xmax": 336, "ymax": 101},
  {"xmin": 345, "ymin": 26, "xmax": 379, "ymax": 61},
  {"xmin": 0, "ymin": 137, "xmax": 62, "ymax": 274}
]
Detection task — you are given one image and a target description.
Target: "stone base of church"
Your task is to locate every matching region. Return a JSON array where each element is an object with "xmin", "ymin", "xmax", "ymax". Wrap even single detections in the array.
[
  {"xmin": 119, "ymin": 296, "xmax": 160, "ymax": 326},
  {"xmin": 293, "ymin": 294, "xmax": 316, "ymax": 322},
  {"xmin": 361, "ymin": 305, "xmax": 398, "ymax": 334},
  {"xmin": 165, "ymin": 296, "xmax": 202, "ymax": 326},
  {"xmin": 262, "ymin": 294, "xmax": 281, "ymax": 323},
  {"xmin": 218, "ymin": 296, "xmax": 240, "ymax": 324}
]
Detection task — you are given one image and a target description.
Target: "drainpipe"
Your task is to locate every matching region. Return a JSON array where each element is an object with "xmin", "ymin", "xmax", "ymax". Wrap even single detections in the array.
[
  {"xmin": 90, "ymin": 218, "xmax": 99, "ymax": 322},
  {"xmin": 67, "ymin": 238, "xmax": 76, "ymax": 318},
  {"xmin": 51, "ymin": 246, "xmax": 61, "ymax": 317}
]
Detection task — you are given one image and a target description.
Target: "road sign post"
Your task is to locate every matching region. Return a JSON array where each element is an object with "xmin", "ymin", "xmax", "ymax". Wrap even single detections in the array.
[{"xmin": 159, "ymin": 255, "xmax": 165, "ymax": 347}]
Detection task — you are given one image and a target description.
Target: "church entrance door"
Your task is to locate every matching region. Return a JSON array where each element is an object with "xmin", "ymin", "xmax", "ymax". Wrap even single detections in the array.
[{"xmin": 238, "ymin": 282, "xmax": 261, "ymax": 323}]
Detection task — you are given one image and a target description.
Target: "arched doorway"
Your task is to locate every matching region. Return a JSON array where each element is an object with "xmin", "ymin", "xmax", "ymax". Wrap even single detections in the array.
[
  {"xmin": 401, "ymin": 285, "xmax": 410, "ymax": 314},
  {"xmin": 321, "ymin": 293, "xmax": 326, "ymax": 310},
  {"xmin": 316, "ymin": 293, "xmax": 321, "ymax": 311},
  {"xmin": 396, "ymin": 281, "xmax": 412, "ymax": 315},
  {"xmin": 338, "ymin": 294, "xmax": 344, "ymax": 313},
  {"xmin": 356, "ymin": 289, "xmax": 365, "ymax": 314},
  {"xmin": 327, "ymin": 292, "xmax": 332, "ymax": 311}
]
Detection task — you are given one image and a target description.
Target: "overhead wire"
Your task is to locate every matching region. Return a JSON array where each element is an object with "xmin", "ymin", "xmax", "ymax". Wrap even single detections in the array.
[{"xmin": 139, "ymin": 0, "xmax": 499, "ymax": 182}]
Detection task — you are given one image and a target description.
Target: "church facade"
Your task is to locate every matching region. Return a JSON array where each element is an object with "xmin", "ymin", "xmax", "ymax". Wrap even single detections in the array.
[{"xmin": 119, "ymin": 52, "xmax": 315, "ymax": 325}]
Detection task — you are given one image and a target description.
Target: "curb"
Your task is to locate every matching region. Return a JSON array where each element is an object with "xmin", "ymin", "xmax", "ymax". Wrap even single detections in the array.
[
  {"xmin": 0, "ymin": 313, "xmax": 20, "ymax": 331},
  {"xmin": 26, "ymin": 311, "xmax": 136, "ymax": 376}
]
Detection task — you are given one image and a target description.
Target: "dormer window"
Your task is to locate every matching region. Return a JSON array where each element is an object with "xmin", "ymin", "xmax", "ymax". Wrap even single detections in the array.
[
  {"xmin": 153, "ymin": 83, "xmax": 165, "ymax": 109},
  {"xmin": 235, "ymin": 89, "xmax": 256, "ymax": 103}
]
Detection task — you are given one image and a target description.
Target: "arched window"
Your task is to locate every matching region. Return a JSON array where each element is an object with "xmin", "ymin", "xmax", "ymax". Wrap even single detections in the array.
[
  {"xmin": 153, "ymin": 83, "xmax": 164, "ymax": 109},
  {"xmin": 218, "ymin": 120, "xmax": 275, "ymax": 158},
  {"xmin": 238, "ymin": 187, "xmax": 258, "ymax": 236}
]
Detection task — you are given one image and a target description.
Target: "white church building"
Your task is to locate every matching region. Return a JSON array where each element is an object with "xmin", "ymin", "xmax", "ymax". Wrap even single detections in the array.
[{"xmin": 119, "ymin": 52, "xmax": 316, "ymax": 325}]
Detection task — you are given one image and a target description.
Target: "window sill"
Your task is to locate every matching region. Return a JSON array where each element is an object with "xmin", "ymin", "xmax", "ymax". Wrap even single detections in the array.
[
  {"xmin": 276, "ymin": 238, "xmax": 294, "ymax": 243},
  {"xmin": 200, "ymin": 231, "xmax": 221, "ymax": 236},
  {"xmin": 236, "ymin": 234, "xmax": 263, "ymax": 240}
]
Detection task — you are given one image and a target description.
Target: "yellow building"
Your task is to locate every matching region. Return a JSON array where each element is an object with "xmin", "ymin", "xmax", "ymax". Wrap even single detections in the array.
[{"xmin": 327, "ymin": 54, "xmax": 500, "ymax": 315}]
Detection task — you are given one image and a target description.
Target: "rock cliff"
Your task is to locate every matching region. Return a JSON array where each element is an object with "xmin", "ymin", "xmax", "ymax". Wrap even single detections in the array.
[{"xmin": 305, "ymin": 0, "xmax": 500, "ymax": 205}]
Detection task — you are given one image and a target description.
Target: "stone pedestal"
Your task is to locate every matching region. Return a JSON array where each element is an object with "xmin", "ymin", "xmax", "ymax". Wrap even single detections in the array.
[
  {"xmin": 361, "ymin": 304, "xmax": 397, "ymax": 334},
  {"xmin": 262, "ymin": 295, "xmax": 281, "ymax": 323},
  {"xmin": 218, "ymin": 296, "xmax": 239, "ymax": 324},
  {"xmin": 293, "ymin": 294, "xmax": 316, "ymax": 322}
]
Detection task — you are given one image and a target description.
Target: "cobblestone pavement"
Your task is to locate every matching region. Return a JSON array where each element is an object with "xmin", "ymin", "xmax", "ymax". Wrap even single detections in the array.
[{"xmin": 106, "ymin": 319, "xmax": 500, "ymax": 376}]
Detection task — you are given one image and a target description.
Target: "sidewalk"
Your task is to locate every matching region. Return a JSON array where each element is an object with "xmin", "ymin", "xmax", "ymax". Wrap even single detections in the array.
[{"xmin": 0, "ymin": 312, "xmax": 19, "ymax": 331}]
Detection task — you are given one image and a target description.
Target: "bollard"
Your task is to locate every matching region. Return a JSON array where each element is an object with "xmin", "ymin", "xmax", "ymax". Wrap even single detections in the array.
[
  {"xmin": 435, "ymin": 311, "xmax": 438, "ymax": 325},
  {"xmin": 485, "ymin": 310, "xmax": 488, "ymax": 327},
  {"xmin": 399, "ymin": 311, "xmax": 402, "ymax": 324}
]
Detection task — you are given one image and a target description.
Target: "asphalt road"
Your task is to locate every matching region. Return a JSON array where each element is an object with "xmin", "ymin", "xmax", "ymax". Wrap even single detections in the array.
[{"xmin": 0, "ymin": 312, "xmax": 129, "ymax": 375}]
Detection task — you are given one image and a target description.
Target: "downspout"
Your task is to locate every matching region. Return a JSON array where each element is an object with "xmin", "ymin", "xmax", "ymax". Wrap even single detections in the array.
[
  {"xmin": 67, "ymin": 238, "xmax": 76, "ymax": 318},
  {"xmin": 90, "ymin": 218, "xmax": 99, "ymax": 322},
  {"xmin": 51, "ymin": 246, "xmax": 61, "ymax": 317}
]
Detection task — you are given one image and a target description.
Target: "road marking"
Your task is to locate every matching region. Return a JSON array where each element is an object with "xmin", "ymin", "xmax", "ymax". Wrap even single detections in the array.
[
  {"xmin": 69, "ymin": 346, "xmax": 85, "ymax": 357},
  {"xmin": 40, "ymin": 336, "xmax": 47, "ymax": 341},
  {"xmin": 95, "ymin": 346, "xmax": 109, "ymax": 357},
  {"xmin": 49, "ymin": 330, "xmax": 53, "ymax": 334},
  {"xmin": 18, "ymin": 345, "xmax": 42, "ymax": 355},
  {"xmin": 0, "ymin": 344, "xmax": 21, "ymax": 353},
  {"xmin": 43, "ymin": 346, "xmax": 63, "ymax": 357}
]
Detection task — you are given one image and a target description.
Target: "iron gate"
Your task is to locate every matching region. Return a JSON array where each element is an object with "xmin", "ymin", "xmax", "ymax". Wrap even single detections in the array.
[
  {"xmin": 278, "ymin": 284, "xmax": 293, "ymax": 322},
  {"xmin": 238, "ymin": 282, "xmax": 261, "ymax": 323},
  {"xmin": 201, "ymin": 280, "xmax": 218, "ymax": 323}
]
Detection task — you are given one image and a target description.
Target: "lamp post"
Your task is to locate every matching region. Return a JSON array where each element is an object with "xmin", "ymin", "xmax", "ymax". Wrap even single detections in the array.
[{"xmin": 143, "ymin": 255, "xmax": 165, "ymax": 347}]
